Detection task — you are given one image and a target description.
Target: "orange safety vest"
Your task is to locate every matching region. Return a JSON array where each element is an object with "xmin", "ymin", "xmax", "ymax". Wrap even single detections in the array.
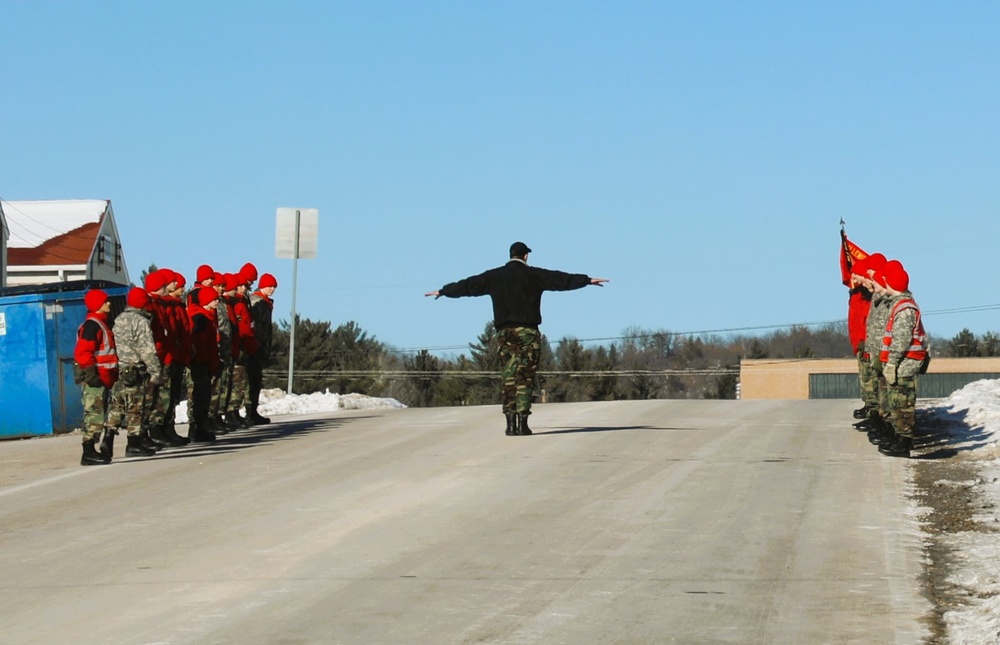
[
  {"xmin": 880, "ymin": 298, "xmax": 927, "ymax": 363},
  {"xmin": 79, "ymin": 314, "xmax": 120, "ymax": 377}
]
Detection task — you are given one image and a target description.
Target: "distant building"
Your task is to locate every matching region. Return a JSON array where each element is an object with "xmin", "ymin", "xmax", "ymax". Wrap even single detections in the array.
[{"xmin": 1, "ymin": 199, "xmax": 130, "ymax": 287}]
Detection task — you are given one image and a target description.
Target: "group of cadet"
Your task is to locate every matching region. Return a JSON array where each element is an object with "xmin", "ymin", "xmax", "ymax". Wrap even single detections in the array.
[
  {"xmin": 845, "ymin": 254, "xmax": 929, "ymax": 459},
  {"xmin": 72, "ymin": 263, "xmax": 278, "ymax": 466}
]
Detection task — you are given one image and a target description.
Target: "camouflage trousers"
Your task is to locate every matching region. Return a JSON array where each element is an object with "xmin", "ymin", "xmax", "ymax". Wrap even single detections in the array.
[
  {"xmin": 886, "ymin": 375, "xmax": 917, "ymax": 438},
  {"xmin": 109, "ymin": 371, "xmax": 149, "ymax": 436},
  {"xmin": 497, "ymin": 326, "xmax": 541, "ymax": 415},
  {"xmin": 80, "ymin": 383, "xmax": 109, "ymax": 442},
  {"xmin": 229, "ymin": 362, "xmax": 248, "ymax": 412},
  {"xmin": 146, "ymin": 379, "xmax": 172, "ymax": 427},
  {"xmin": 211, "ymin": 360, "xmax": 233, "ymax": 417},
  {"xmin": 857, "ymin": 353, "xmax": 878, "ymax": 414}
]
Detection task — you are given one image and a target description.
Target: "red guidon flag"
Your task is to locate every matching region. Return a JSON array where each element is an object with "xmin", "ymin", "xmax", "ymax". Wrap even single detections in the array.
[{"xmin": 840, "ymin": 228, "xmax": 868, "ymax": 286}]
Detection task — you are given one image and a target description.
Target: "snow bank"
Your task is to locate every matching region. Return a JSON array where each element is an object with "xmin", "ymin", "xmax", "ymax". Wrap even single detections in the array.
[{"xmin": 173, "ymin": 388, "xmax": 405, "ymax": 424}]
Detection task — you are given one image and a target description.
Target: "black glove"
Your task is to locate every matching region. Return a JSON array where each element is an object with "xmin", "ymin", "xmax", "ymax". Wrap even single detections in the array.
[{"xmin": 84, "ymin": 366, "xmax": 103, "ymax": 388}]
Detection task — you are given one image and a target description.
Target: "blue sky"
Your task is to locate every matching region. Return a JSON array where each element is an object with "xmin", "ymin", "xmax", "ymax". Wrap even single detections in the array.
[{"xmin": 3, "ymin": 1, "xmax": 1000, "ymax": 356}]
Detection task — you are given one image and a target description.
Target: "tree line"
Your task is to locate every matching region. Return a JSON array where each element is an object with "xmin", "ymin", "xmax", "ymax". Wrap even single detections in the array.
[{"xmin": 260, "ymin": 318, "xmax": 1000, "ymax": 406}]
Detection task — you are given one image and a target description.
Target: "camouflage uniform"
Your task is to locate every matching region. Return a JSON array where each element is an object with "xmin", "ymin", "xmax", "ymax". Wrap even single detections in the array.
[
  {"xmin": 881, "ymin": 291, "xmax": 925, "ymax": 439},
  {"xmin": 80, "ymin": 383, "xmax": 110, "ymax": 442},
  {"xmin": 212, "ymin": 300, "xmax": 235, "ymax": 420},
  {"xmin": 864, "ymin": 293, "xmax": 893, "ymax": 422},
  {"xmin": 110, "ymin": 306, "xmax": 161, "ymax": 437},
  {"xmin": 498, "ymin": 327, "xmax": 542, "ymax": 414}
]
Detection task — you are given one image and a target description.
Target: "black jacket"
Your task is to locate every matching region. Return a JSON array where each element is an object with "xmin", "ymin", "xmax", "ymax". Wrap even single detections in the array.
[{"xmin": 439, "ymin": 260, "xmax": 591, "ymax": 329}]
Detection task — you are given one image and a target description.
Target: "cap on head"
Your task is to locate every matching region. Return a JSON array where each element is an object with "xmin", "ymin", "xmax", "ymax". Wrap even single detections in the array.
[
  {"xmin": 173, "ymin": 272, "xmax": 186, "ymax": 289},
  {"xmin": 224, "ymin": 273, "xmax": 242, "ymax": 292},
  {"xmin": 126, "ymin": 287, "xmax": 150, "ymax": 309},
  {"xmin": 196, "ymin": 264, "xmax": 215, "ymax": 283},
  {"xmin": 865, "ymin": 253, "xmax": 887, "ymax": 275},
  {"xmin": 84, "ymin": 289, "xmax": 109, "ymax": 313},
  {"xmin": 509, "ymin": 241, "xmax": 532, "ymax": 258},
  {"xmin": 259, "ymin": 273, "xmax": 278, "ymax": 289},
  {"xmin": 850, "ymin": 257, "xmax": 868, "ymax": 278},
  {"xmin": 240, "ymin": 262, "xmax": 258, "ymax": 283},
  {"xmin": 879, "ymin": 260, "xmax": 909, "ymax": 292},
  {"xmin": 144, "ymin": 270, "xmax": 168, "ymax": 292},
  {"xmin": 198, "ymin": 286, "xmax": 220, "ymax": 306}
]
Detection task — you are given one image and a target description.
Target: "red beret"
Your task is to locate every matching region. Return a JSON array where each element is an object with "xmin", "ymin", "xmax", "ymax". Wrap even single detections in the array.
[
  {"xmin": 84, "ymin": 289, "xmax": 109, "ymax": 313},
  {"xmin": 865, "ymin": 253, "xmax": 887, "ymax": 274},
  {"xmin": 224, "ymin": 273, "xmax": 242, "ymax": 292},
  {"xmin": 240, "ymin": 262, "xmax": 258, "ymax": 283},
  {"xmin": 198, "ymin": 286, "xmax": 219, "ymax": 306},
  {"xmin": 126, "ymin": 287, "xmax": 150, "ymax": 309},
  {"xmin": 879, "ymin": 260, "xmax": 909, "ymax": 292},
  {"xmin": 173, "ymin": 272, "xmax": 186, "ymax": 289},
  {"xmin": 259, "ymin": 273, "xmax": 277, "ymax": 289},
  {"xmin": 196, "ymin": 264, "xmax": 214, "ymax": 283}
]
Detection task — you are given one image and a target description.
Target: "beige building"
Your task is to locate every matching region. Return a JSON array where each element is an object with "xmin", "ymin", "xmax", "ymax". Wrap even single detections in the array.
[{"xmin": 740, "ymin": 357, "xmax": 1000, "ymax": 400}]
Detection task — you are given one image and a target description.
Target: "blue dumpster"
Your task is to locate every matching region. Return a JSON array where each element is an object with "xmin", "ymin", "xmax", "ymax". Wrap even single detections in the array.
[{"xmin": 0, "ymin": 281, "xmax": 128, "ymax": 438}]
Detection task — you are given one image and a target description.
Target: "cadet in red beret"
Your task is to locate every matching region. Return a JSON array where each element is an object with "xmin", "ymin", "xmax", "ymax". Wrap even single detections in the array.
[
  {"xmin": 74, "ymin": 289, "xmax": 118, "ymax": 465},
  {"xmin": 247, "ymin": 273, "xmax": 278, "ymax": 424},
  {"xmin": 875, "ymin": 261, "xmax": 928, "ymax": 458}
]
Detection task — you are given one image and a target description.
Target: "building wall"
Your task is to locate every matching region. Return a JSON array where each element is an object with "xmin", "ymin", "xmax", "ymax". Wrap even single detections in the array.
[{"xmin": 740, "ymin": 357, "xmax": 1000, "ymax": 400}]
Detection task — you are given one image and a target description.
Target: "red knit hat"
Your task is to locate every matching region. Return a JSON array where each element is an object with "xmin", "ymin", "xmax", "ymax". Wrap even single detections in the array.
[
  {"xmin": 850, "ymin": 257, "xmax": 868, "ymax": 277},
  {"xmin": 224, "ymin": 273, "xmax": 242, "ymax": 292},
  {"xmin": 213, "ymin": 272, "xmax": 225, "ymax": 286},
  {"xmin": 173, "ymin": 272, "xmax": 186, "ymax": 289},
  {"xmin": 865, "ymin": 253, "xmax": 887, "ymax": 275},
  {"xmin": 84, "ymin": 289, "xmax": 109, "ymax": 312},
  {"xmin": 198, "ymin": 286, "xmax": 219, "ymax": 306},
  {"xmin": 144, "ymin": 270, "xmax": 168, "ymax": 292},
  {"xmin": 240, "ymin": 262, "xmax": 258, "ymax": 283},
  {"xmin": 127, "ymin": 287, "xmax": 150, "ymax": 309},
  {"xmin": 879, "ymin": 260, "xmax": 909, "ymax": 292},
  {"xmin": 196, "ymin": 264, "xmax": 214, "ymax": 283},
  {"xmin": 259, "ymin": 273, "xmax": 278, "ymax": 289}
]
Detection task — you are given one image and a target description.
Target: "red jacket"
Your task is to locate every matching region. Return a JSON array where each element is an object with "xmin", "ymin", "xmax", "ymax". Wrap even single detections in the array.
[
  {"xmin": 230, "ymin": 296, "xmax": 260, "ymax": 358},
  {"xmin": 188, "ymin": 302, "xmax": 220, "ymax": 374},
  {"xmin": 847, "ymin": 287, "xmax": 872, "ymax": 355},
  {"xmin": 149, "ymin": 294, "xmax": 172, "ymax": 366},
  {"xmin": 75, "ymin": 313, "xmax": 119, "ymax": 388},
  {"xmin": 163, "ymin": 295, "xmax": 192, "ymax": 366}
]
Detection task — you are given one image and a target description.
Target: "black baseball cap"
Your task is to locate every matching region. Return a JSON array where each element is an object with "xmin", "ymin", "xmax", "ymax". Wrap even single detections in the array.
[{"xmin": 509, "ymin": 241, "xmax": 532, "ymax": 258}]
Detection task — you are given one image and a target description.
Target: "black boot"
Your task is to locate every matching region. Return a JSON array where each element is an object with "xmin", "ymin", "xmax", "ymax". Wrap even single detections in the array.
[
  {"xmin": 878, "ymin": 434, "xmax": 912, "ymax": 458},
  {"xmin": 224, "ymin": 412, "xmax": 242, "ymax": 430},
  {"xmin": 146, "ymin": 424, "xmax": 172, "ymax": 448},
  {"xmin": 868, "ymin": 419, "xmax": 894, "ymax": 446},
  {"xmin": 125, "ymin": 433, "xmax": 156, "ymax": 457},
  {"xmin": 161, "ymin": 423, "xmax": 190, "ymax": 446},
  {"xmin": 139, "ymin": 427, "xmax": 162, "ymax": 452},
  {"xmin": 505, "ymin": 413, "xmax": 518, "ymax": 436},
  {"xmin": 99, "ymin": 430, "xmax": 116, "ymax": 463},
  {"xmin": 209, "ymin": 415, "xmax": 230, "ymax": 435},
  {"xmin": 188, "ymin": 422, "xmax": 217, "ymax": 444},
  {"xmin": 81, "ymin": 437, "xmax": 107, "ymax": 466},
  {"xmin": 853, "ymin": 417, "xmax": 875, "ymax": 432},
  {"xmin": 247, "ymin": 405, "xmax": 270, "ymax": 426},
  {"xmin": 853, "ymin": 407, "xmax": 867, "ymax": 419},
  {"xmin": 517, "ymin": 413, "xmax": 532, "ymax": 436}
]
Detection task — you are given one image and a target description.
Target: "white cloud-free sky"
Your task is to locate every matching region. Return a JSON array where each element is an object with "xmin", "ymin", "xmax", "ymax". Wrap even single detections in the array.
[{"xmin": 3, "ymin": 1, "xmax": 1000, "ymax": 355}]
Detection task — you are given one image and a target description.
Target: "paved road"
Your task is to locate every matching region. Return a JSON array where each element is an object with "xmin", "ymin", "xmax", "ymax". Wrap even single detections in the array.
[{"xmin": 0, "ymin": 400, "xmax": 929, "ymax": 644}]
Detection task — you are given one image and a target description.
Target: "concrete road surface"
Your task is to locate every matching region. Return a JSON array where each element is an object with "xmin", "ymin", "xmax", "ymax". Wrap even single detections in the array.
[{"xmin": 0, "ymin": 400, "xmax": 930, "ymax": 644}]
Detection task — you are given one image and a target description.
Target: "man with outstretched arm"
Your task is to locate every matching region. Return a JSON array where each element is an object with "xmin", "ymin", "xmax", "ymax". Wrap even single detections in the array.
[{"xmin": 426, "ymin": 241, "xmax": 608, "ymax": 436}]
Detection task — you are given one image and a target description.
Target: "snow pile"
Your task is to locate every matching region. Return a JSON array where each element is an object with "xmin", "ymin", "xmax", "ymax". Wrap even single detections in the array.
[
  {"xmin": 919, "ymin": 380, "xmax": 1000, "ymax": 644},
  {"xmin": 173, "ymin": 388, "xmax": 405, "ymax": 424}
]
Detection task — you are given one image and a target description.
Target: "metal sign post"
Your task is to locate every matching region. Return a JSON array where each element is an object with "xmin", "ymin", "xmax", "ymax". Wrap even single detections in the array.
[{"xmin": 276, "ymin": 208, "xmax": 318, "ymax": 394}]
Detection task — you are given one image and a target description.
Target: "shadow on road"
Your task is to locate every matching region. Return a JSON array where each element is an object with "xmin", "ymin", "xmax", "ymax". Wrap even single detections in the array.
[
  {"xmin": 535, "ymin": 425, "xmax": 689, "ymax": 435},
  {"xmin": 913, "ymin": 406, "xmax": 991, "ymax": 461},
  {"xmin": 117, "ymin": 416, "xmax": 377, "ymax": 464}
]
